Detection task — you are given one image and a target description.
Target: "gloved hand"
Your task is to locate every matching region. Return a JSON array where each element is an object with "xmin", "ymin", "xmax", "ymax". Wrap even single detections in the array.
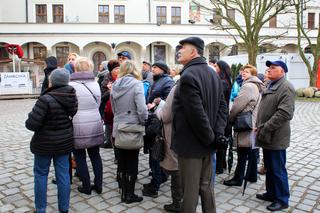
[{"xmin": 212, "ymin": 133, "xmax": 229, "ymax": 149}]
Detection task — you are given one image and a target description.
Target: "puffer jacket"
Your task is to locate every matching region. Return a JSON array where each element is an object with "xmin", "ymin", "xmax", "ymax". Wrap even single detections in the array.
[
  {"xmin": 111, "ymin": 74, "xmax": 148, "ymax": 139},
  {"xmin": 148, "ymin": 74, "xmax": 174, "ymax": 103},
  {"xmin": 26, "ymin": 85, "xmax": 78, "ymax": 155},
  {"xmin": 70, "ymin": 71, "xmax": 104, "ymax": 149},
  {"xmin": 229, "ymin": 76, "xmax": 264, "ymax": 147}
]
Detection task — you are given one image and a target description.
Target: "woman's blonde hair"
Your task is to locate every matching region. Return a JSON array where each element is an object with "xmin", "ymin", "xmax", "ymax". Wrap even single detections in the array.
[
  {"xmin": 242, "ymin": 64, "xmax": 257, "ymax": 76},
  {"xmin": 68, "ymin": 52, "xmax": 79, "ymax": 59},
  {"xmin": 118, "ymin": 60, "xmax": 142, "ymax": 80},
  {"xmin": 74, "ymin": 57, "xmax": 94, "ymax": 72}
]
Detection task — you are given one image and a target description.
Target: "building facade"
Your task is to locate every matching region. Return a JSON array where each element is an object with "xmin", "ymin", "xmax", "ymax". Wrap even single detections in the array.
[{"xmin": 0, "ymin": 0, "xmax": 319, "ymax": 75}]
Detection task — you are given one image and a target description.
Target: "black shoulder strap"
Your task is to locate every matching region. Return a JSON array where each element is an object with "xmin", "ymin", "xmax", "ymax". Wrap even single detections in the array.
[{"xmin": 76, "ymin": 81, "xmax": 98, "ymax": 104}]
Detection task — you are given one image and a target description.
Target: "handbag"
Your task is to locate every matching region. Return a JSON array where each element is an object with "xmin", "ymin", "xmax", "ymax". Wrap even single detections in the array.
[
  {"xmin": 151, "ymin": 122, "xmax": 165, "ymax": 161},
  {"xmin": 115, "ymin": 123, "xmax": 145, "ymax": 150},
  {"xmin": 233, "ymin": 94, "xmax": 261, "ymax": 132},
  {"xmin": 233, "ymin": 111, "xmax": 253, "ymax": 132}
]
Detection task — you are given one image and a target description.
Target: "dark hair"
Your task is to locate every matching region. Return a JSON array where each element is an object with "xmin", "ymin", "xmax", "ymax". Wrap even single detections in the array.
[
  {"xmin": 209, "ymin": 59, "xmax": 217, "ymax": 64},
  {"xmin": 216, "ymin": 60, "xmax": 232, "ymax": 86},
  {"xmin": 107, "ymin": 59, "xmax": 120, "ymax": 72}
]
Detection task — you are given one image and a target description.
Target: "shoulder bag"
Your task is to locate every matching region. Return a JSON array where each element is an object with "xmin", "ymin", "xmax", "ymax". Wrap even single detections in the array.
[
  {"xmin": 114, "ymin": 123, "xmax": 145, "ymax": 150},
  {"xmin": 233, "ymin": 95, "xmax": 261, "ymax": 132}
]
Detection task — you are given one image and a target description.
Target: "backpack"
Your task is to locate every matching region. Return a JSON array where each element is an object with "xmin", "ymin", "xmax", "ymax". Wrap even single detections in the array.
[{"xmin": 142, "ymin": 80, "xmax": 151, "ymax": 102}]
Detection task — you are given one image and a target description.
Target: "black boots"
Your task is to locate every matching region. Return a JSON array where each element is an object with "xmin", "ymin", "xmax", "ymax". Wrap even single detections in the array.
[{"xmin": 121, "ymin": 174, "xmax": 143, "ymax": 204}]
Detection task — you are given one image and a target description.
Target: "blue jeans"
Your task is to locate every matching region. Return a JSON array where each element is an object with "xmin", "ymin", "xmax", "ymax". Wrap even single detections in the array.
[
  {"xmin": 211, "ymin": 152, "xmax": 216, "ymax": 183},
  {"xmin": 74, "ymin": 145, "xmax": 103, "ymax": 189},
  {"xmin": 263, "ymin": 149, "xmax": 289, "ymax": 205},
  {"xmin": 34, "ymin": 154, "xmax": 70, "ymax": 213}
]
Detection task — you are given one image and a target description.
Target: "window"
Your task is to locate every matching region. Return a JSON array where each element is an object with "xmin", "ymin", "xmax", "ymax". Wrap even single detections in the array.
[
  {"xmin": 171, "ymin": 7, "xmax": 181, "ymax": 24},
  {"xmin": 209, "ymin": 45, "xmax": 220, "ymax": 61},
  {"xmin": 56, "ymin": 47, "xmax": 69, "ymax": 67},
  {"xmin": 211, "ymin": 8, "xmax": 222, "ymax": 25},
  {"xmin": 226, "ymin": 9, "xmax": 235, "ymax": 21},
  {"xmin": 98, "ymin": 5, "xmax": 109, "ymax": 23},
  {"xmin": 259, "ymin": 46, "xmax": 267, "ymax": 54},
  {"xmin": 189, "ymin": 2, "xmax": 200, "ymax": 22},
  {"xmin": 0, "ymin": 47, "xmax": 9, "ymax": 59},
  {"xmin": 53, "ymin": 5, "xmax": 63, "ymax": 23},
  {"xmin": 229, "ymin": 45, "xmax": 238, "ymax": 56},
  {"xmin": 33, "ymin": 47, "xmax": 47, "ymax": 61},
  {"xmin": 154, "ymin": 45, "xmax": 166, "ymax": 62},
  {"xmin": 157, "ymin": 6, "xmax": 167, "ymax": 25},
  {"xmin": 269, "ymin": 15, "xmax": 277, "ymax": 28},
  {"xmin": 36, "ymin": 4, "xmax": 47, "ymax": 23},
  {"xmin": 308, "ymin": 13, "xmax": 315, "ymax": 29},
  {"xmin": 114, "ymin": 5, "xmax": 125, "ymax": 24}
]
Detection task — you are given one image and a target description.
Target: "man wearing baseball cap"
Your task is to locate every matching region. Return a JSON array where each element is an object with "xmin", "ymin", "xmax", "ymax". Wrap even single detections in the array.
[
  {"xmin": 255, "ymin": 60, "xmax": 295, "ymax": 211},
  {"xmin": 171, "ymin": 36, "xmax": 228, "ymax": 213},
  {"xmin": 117, "ymin": 51, "xmax": 132, "ymax": 64}
]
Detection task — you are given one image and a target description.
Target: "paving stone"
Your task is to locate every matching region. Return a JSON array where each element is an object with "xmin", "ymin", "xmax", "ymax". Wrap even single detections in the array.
[{"xmin": 1, "ymin": 99, "xmax": 320, "ymax": 212}]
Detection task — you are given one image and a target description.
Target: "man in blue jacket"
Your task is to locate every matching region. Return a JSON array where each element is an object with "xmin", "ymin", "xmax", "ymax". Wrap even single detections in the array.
[{"xmin": 172, "ymin": 37, "xmax": 228, "ymax": 213}]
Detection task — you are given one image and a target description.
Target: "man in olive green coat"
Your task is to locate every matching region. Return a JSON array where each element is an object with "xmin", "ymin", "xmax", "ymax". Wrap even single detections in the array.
[{"xmin": 255, "ymin": 60, "xmax": 295, "ymax": 212}]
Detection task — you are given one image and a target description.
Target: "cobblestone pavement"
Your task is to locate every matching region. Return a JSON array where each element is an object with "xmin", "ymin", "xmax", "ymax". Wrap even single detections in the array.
[{"xmin": 0, "ymin": 99, "xmax": 319, "ymax": 213}]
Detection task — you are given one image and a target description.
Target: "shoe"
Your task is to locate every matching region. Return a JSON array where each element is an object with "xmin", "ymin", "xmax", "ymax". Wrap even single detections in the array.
[
  {"xmin": 266, "ymin": 201, "xmax": 288, "ymax": 211},
  {"xmin": 247, "ymin": 178, "xmax": 257, "ymax": 183},
  {"xmin": 126, "ymin": 194, "xmax": 143, "ymax": 204},
  {"xmin": 52, "ymin": 179, "xmax": 57, "ymax": 184},
  {"xmin": 161, "ymin": 176, "xmax": 168, "ymax": 184},
  {"xmin": 77, "ymin": 186, "xmax": 92, "ymax": 195},
  {"xmin": 223, "ymin": 179, "xmax": 242, "ymax": 186},
  {"xmin": 143, "ymin": 182, "xmax": 153, "ymax": 189},
  {"xmin": 60, "ymin": 211, "xmax": 68, "ymax": 213},
  {"xmin": 91, "ymin": 185, "xmax": 102, "ymax": 194},
  {"xmin": 164, "ymin": 202, "xmax": 181, "ymax": 212},
  {"xmin": 125, "ymin": 175, "xmax": 143, "ymax": 204},
  {"xmin": 256, "ymin": 193, "xmax": 274, "ymax": 202},
  {"xmin": 142, "ymin": 185, "xmax": 158, "ymax": 198}
]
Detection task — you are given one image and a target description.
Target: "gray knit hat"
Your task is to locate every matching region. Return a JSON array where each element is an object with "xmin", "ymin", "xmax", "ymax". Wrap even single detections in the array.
[{"xmin": 49, "ymin": 68, "xmax": 70, "ymax": 87}]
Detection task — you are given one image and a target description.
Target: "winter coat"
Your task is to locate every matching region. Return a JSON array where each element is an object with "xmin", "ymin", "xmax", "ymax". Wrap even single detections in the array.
[
  {"xmin": 69, "ymin": 71, "xmax": 104, "ymax": 149},
  {"xmin": 256, "ymin": 77, "xmax": 295, "ymax": 150},
  {"xmin": 148, "ymin": 74, "xmax": 174, "ymax": 103},
  {"xmin": 230, "ymin": 74, "xmax": 243, "ymax": 102},
  {"xmin": 97, "ymin": 70, "xmax": 108, "ymax": 89},
  {"xmin": 229, "ymin": 76, "xmax": 264, "ymax": 147},
  {"xmin": 156, "ymin": 85, "xmax": 178, "ymax": 171},
  {"xmin": 142, "ymin": 70, "xmax": 154, "ymax": 86},
  {"xmin": 111, "ymin": 74, "xmax": 148, "ymax": 140},
  {"xmin": 41, "ymin": 56, "xmax": 58, "ymax": 93},
  {"xmin": 172, "ymin": 57, "xmax": 228, "ymax": 158},
  {"xmin": 25, "ymin": 85, "xmax": 78, "ymax": 155}
]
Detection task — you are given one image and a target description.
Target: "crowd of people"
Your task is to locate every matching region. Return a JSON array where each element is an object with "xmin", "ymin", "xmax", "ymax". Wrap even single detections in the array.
[{"xmin": 25, "ymin": 36, "xmax": 295, "ymax": 213}]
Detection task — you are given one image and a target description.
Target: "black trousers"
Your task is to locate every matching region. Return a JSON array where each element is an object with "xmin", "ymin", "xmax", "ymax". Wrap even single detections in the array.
[
  {"xmin": 233, "ymin": 147, "xmax": 258, "ymax": 183},
  {"xmin": 118, "ymin": 149, "xmax": 139, "ymax": 176}
]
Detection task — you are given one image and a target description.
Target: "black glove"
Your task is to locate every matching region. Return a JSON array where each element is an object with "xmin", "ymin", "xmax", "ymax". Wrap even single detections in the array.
[{"xmin": 212, "ymin": 134, "xmax": 229, "ymax": 149}]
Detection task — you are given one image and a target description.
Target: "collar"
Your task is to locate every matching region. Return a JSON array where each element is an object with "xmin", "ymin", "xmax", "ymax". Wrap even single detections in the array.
[{"xmin": 180, "ymin": 57, "xmax": 207, "ymax": 75}]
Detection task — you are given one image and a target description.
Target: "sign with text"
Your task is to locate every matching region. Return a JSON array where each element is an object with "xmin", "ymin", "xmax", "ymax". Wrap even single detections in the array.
[{"xmin": 0, "ymin": 72, "xmax": 32, "ymax": 94}]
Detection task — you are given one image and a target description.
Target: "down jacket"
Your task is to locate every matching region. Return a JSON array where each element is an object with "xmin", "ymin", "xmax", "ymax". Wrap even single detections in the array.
[
  {"xmin": 229, "ymin": 76, "xmax": 264, "ymax": 147},
  {"xmin": 25, "ymin": 85, "xmax": 78, "ymax": 155},
  {"xmin": 70, "ymin": 71, "xmax": 104, "ymax": 149}
]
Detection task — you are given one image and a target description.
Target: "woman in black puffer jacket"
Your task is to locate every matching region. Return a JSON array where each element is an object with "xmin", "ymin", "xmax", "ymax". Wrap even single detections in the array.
[{"xmin": 26, "ymin": 68, "xmax": 78, "ymax": 213}]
